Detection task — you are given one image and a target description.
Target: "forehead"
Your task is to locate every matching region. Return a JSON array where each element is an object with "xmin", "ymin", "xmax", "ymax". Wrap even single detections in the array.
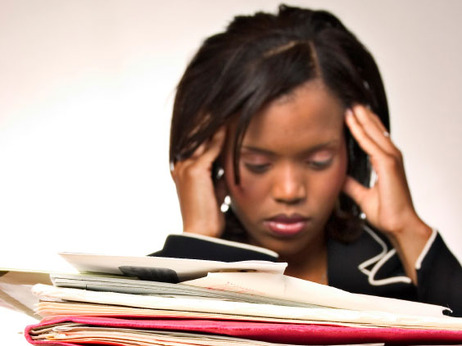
[{"xmin": 242, "ymin": 81, "xmax": 345, "ymax": 151}]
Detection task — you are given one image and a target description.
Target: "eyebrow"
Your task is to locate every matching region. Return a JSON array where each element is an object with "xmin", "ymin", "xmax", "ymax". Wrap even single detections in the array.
[
  {"xmin": 241, "ymin": 140, "xmax": 341, "ymax": 157},
  {"xmin": 241, "ymin": 146, "xmax": 276, "ymax": 157}
]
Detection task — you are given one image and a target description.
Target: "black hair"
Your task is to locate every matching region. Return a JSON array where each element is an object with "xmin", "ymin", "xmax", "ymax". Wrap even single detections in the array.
[{"xmin": 169, "ymin": 5, "xmax": 389, "ymax": 242}]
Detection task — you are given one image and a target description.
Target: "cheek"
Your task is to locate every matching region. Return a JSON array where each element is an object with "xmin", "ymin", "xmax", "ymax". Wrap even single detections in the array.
[
  {"xmin": 223, "ymin": 155, "xmax": 271, "ymax": 219},
  {"xmin": 317, "ymin": 149, "xmax": 348, "ymax": 201},
  {"xmin": 306, "ymin": 143, "xmax": 347, "ymax": 211},
  {"xmin": 225, "ymin": 165, "xmax": 269, "ymax": 207},
  {"xmin": 323, "ymin": 167, "xmax": 346, "ymax": 199}
]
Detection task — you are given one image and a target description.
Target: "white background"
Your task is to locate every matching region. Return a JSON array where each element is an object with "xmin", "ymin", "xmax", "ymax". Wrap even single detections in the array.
[{"xmin": 1, "ymin": 0, "xmax": 461, "ymax": 344}]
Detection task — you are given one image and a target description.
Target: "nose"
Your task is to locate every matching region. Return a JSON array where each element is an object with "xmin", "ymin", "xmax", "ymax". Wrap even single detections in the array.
[{"xmin": 271, "ymin": 164, "xmax": 306, "ymax": 205}]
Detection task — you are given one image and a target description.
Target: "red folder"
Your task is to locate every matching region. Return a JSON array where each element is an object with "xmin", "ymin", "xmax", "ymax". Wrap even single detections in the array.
[{"xmin": 25, "ymin": 315, "xmax": 462, "ymax": 345}]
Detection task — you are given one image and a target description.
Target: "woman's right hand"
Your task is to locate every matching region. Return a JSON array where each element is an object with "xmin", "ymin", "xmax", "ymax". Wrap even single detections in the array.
[{"xmin": 170, "ymin": 127, "xmax": 227, "ymax": 238}]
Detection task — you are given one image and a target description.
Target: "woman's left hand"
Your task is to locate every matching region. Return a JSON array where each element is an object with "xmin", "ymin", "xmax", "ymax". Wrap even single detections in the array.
[{"xmin": 343, "ymin": 105, "xmax": 432, "ymax": 283}]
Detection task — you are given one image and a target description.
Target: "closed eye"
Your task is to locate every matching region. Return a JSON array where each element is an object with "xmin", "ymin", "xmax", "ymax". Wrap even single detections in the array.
[
  {"xmin": 305, "ymin": 150, "xmax": 334, "ymax": 170},
  {"xmin": 244, "ymin": 162, "xmax": 271, "ymax": 174},
  {"xmin": 307, "ymin": 158, "xmax": 333, "ymax": 170}
]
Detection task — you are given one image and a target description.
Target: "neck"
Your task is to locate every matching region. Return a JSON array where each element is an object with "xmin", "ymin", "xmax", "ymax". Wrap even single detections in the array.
[{"xmin": 280, "ymin": 234, "xmax": 328, "ymax": 285}]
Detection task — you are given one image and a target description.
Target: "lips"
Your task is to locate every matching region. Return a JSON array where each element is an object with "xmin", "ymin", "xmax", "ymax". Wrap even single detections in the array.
[{"xmin": 264, "ymin": 214, "xmax": 310, "ymax": 237}]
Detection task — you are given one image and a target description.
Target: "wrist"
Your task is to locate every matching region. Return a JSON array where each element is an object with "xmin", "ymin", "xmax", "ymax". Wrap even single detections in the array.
[
  {"xmin": 183, "ymin": 218, "xmax": 224, "ymax": 239},
  {"xmin": 387, "ymin": 215, "xmax": 432, "ymax": 247},
  {"xmin": 386, "ymin": 216, "xmax": 433, "ymax": 284}
]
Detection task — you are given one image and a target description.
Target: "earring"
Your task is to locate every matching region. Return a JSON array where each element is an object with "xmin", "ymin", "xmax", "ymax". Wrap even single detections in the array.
[
  {"xmin": 220, "ymin": 195, "xmax": 231, "ymax": 213},
  {"xmin": 215, "ymin": 166, "xmax": 225, "ymax": 180}
]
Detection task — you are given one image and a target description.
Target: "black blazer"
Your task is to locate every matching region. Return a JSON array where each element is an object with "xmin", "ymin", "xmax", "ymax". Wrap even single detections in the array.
[{"xmin": 328, "ymin": 226, "xmax": 462, "ymax": 316}]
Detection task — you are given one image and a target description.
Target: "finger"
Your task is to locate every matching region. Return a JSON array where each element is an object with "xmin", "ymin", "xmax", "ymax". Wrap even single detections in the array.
[
  {"xmin": 189, "ymin": 142, "xmax": 208, "ymax": 160},
  {"xmin": 350, "ymin": 105, "xmax": 395, "ymax": 153},
  {"xmin": 358, "ymin": 106, "xmax": 389, "ymax": 134},
  {"xmin": 187, "ymin": 125, "xmax": 227, "ymax": 160},
  {"xmin": 342, "ymin": 176, "xmax": 369, "ymax": 207},
  {"xmin": 196, "ymin": 126, "xmax": 227, "ymax": 165},
  {"xmin": 345, "ymin": 109, "xmax": 383, "ymax": 158},
  {"xmin": 172, "ymin": 127, "xmax": 227, "ymax": 181},
  {"xmin": 171, "ymin": 141, "xmax": 208, "ymax": 181},
  {"xmin": 371, "ymin": 113, "xmax": 388, "ymax": 134},
  {"xmin": 345, "ymin": 109, "xmax": 398, "ymax": 162}
]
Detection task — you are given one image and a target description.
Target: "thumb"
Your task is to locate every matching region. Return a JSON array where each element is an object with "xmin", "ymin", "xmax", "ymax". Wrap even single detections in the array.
[{"xmin": 343, "ymin": 176, "xmax": 368, "ymax": 207}]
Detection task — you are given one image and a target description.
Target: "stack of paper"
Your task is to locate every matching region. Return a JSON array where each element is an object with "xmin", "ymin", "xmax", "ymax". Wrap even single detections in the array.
[{"xmin": 24, "ymin": 252, "xmax": 462, "ymax": 345}]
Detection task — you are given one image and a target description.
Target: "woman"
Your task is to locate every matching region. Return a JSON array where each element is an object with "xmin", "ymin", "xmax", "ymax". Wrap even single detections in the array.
[{"xmin": 168, "ymin": 5, "xmax": 461, "ymax": 315}]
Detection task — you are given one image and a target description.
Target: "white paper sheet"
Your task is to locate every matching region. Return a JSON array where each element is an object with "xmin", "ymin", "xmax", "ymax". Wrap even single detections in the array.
[{"xmin": 185, "ymin": 272, "xmax": 449, "ymax": 318}]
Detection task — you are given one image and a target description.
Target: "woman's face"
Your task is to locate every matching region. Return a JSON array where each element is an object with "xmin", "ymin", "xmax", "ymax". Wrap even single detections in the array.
[{"xmin": 223, "ymin": 81, "xmax": 347, "ymax": 259}]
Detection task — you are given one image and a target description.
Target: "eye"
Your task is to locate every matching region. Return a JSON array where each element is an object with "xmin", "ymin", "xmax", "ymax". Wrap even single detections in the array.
[
  {"xmin": 308, "ymin": 158, "xmax": 333, "ymax": 170},
  {"xmin": 306, "ymin": 151, "xmax": 334, "ymax": 170},
  {"xmin": 244, "ymin": 162, "xmax": 271, "ymax": 174},
  {"xmin": 241, "ymin": 150, "xmax": 272, "ymax": 174}
]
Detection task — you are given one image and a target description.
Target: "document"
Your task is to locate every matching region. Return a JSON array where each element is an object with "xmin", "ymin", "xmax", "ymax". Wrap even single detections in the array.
[
  {"xmin": 31, "ymin": 283, "xmax": 462, "ymax": 330},
  {"xmin": 26, "ymin": 315, "xmax": 462, "ymax": 346},
  {"xmin": 59, "ymin": 252, "xmax": 286, "ymax": 282},
  {"xmin": 185, "ymin": 272, "xmax": 449, "ymax": 317}
]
